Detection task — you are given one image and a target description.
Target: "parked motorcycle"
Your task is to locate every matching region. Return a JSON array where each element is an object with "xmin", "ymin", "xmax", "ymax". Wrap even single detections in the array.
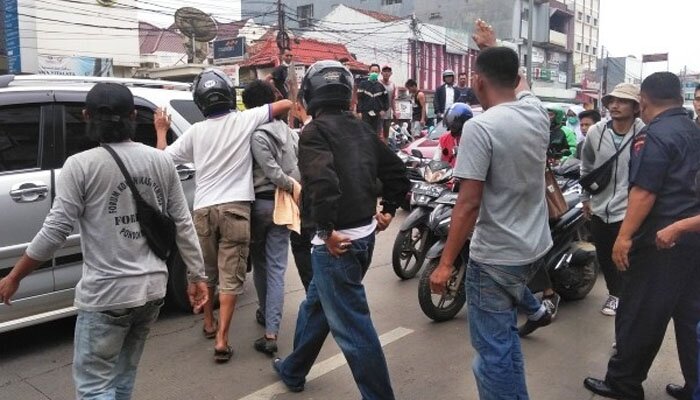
[
  {"xmin": 392, "ymin": 150, "xmax": 453, "ymax": 280},
  {"xmin": 418, "ymin": 178, "xmax": 598, "ymax": 322},
  {"xmin": 388, "ymin": 122, "xmax": 414, "ymax": 152},
  {"xmin": 417, "ymin": 191, "xmax": 467, "ymax": 321}
]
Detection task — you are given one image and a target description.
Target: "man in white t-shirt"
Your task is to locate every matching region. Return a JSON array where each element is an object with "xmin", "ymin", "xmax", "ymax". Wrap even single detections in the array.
[
  {"xmin": 380, "ymin": 65, "xmax": 397, "ymax": 141},
  {"xmin": 156, "ymin": 69, "xmax": 292, "ymax": 362}
]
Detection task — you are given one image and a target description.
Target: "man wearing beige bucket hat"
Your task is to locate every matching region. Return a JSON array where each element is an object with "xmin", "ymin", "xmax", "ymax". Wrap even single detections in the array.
[{"xmin": 580, "ymin": 83, "xmax": 645, "ymax": 318}]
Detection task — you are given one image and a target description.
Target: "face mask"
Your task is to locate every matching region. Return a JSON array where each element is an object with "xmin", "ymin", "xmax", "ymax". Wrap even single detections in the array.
[
  {"xmin": 369, "ymin": 72, "xmax": 379, "ymax": 81},
  {"xmin": 567, "ymin": 116, "xmax": 579, "ymax": 125}
]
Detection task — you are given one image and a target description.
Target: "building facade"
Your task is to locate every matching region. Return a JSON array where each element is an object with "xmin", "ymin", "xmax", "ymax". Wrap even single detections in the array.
[
  {"xmin": 301, "ymin": 5, "xmax": 478, "ymax": 95},
  {"xmin": 16, "ymin": 0, "xmax": 140, "ymax": 76},
  {"xmin": 565, "ymin": 0, "xmax": 600, "ymax": 85},
  {"xmin": 604, "ymin": 56, "xmax": 642, "ymax": 94},
  {"xmin": 252, "ymin": 0, "xmax": 577, "ymax": 101}
]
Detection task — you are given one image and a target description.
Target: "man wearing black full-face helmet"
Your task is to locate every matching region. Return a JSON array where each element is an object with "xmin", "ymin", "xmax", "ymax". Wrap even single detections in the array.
[{"xmin": 271, "ymin": 60, "xmax": 409, "ymax": 399}]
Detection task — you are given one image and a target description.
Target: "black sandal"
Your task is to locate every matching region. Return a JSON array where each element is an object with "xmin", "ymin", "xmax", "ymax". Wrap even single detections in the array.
[
  {"xmin": 214, "ymin": 345, "xmax": 233, "ymax": 363},
  {"xmin": 202, "ymin": 319, "xmax": 218, "ymax": 339}
]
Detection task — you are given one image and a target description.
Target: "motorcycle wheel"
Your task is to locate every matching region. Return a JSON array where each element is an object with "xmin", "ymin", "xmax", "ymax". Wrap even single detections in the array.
[
  {"xmin": 553, "ymin": 242, "xmax": 599, "ymax": 301},
  {"xmin": 392, "ymin": 226, "xmax": 428, "ymax": 279},
  {"xmin": 418, "ymin": 259, "xmax": 466, "ymax": 322}
]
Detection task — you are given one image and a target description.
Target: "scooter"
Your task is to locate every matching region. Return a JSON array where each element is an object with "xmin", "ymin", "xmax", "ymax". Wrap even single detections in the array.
[
  {"xmin": 417, "ymin": 179, "xmax": 598, "ymax": 322},
  {"xmin": 392, "ymin": 150, "xmax": 453, "ymax": 280}
]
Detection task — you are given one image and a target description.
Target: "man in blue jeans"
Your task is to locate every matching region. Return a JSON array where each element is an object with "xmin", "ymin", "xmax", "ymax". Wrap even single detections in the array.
[
  {"xmin": 242, "ymin": 80, "xmax": 301, "ymax": 355},
  {"xmin": 0, "ymin": 83, "xmax": 209, "ymax": 399},
  {"xmin": 430, "ymin": 21, "xmax": 552, "ymax": 400},
  {"xmin": 272, "ymin": 60, "xmax": 410, "ymax": 399}
]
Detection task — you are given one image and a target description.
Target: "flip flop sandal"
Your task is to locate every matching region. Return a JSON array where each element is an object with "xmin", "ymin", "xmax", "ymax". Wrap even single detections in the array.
[
  {"xmin": 214, "ymin": 345, "xmax": 233, "ymax": 363},
  {"xmin": 202, "ymin": 319, "xmax": 218, "ymax": 339}
]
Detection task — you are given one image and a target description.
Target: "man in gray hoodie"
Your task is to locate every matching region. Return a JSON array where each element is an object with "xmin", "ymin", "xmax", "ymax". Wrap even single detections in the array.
[
  {"xmin": 243, "ymin": 80, "xmax": 301, "ymax": 355},
  {"xmin": 580, "ymin": 83, "xmax": 645, "ymax": 317}
]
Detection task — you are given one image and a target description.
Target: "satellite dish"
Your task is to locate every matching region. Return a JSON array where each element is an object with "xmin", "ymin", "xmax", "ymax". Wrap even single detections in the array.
[{"xmin": 174, "ymin": 7, "xmax": 218, "ymax": 63}]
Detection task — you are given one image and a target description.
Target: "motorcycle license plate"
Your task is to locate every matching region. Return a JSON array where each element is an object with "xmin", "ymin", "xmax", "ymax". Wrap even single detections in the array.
[{"xmin": 413, "ymin": 184, "xmax": 442, "ymax": 197}]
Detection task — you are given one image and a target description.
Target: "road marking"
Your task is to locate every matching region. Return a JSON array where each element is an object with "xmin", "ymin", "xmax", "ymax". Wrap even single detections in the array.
[{"xmin": 238, "ymin": 327, "xmax": 414, "ymax": 400}]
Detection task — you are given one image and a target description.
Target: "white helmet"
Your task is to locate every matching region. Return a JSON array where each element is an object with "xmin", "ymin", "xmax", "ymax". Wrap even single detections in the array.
[{"xmin": 442, "ymin": 69, "xmax": 455, "ymax": 79}]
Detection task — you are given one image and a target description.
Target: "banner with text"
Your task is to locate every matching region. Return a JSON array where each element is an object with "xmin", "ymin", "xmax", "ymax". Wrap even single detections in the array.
[{"xmin": 38, "ymin": 55, "xmax": 114, "ymax": 76}]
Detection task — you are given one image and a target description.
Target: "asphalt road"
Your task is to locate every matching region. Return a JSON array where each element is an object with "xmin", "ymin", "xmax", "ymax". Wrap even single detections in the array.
[{"xmin": 0, "ymin": 211, "xmax": 687, "ymax": 400}]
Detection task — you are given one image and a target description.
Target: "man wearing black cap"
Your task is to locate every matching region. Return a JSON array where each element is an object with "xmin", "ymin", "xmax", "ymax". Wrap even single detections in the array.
[
  {"xmin": 584, "ymin": 72, "xmax": 700, "ymax": 400},
  {"xmin": 0, "ymin": 83, "xmax": 209, "ymax": 399}
]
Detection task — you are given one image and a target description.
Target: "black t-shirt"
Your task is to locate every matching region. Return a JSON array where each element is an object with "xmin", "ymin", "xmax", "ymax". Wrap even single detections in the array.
[
  {"xmin": 271, "ymin": 64, "xmax": 289, "ymax": 99},
  {"xmin": 629, "ymin": 107, "xmax": 700, "ymax": 247},
  {"xmin": 455, "ymin": 86, "xmax": 478, "ymax": 105}
]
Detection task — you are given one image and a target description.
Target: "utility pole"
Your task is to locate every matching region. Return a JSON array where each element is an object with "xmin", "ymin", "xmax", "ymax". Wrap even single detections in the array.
[
  {"xmin": 277, "ymin": 0, "xmax": 286, "ymax": 56},
  {"xmin": 410, "ymin": 14, "xmax": 419, "ymax": 80},
  {"xmin": 601, "ymin": 46, "xmax": 608, "ymax": 112},
  {"xmin": 526, "ymin": 0, "xmax": 534, "ymax": 85}
]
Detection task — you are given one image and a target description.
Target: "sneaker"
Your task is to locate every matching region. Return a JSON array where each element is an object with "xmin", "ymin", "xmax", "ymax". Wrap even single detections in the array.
[
  {"xmin": 273, "ymin": 358, "xmax": 304, "ymax": 393},
  {"xmin": 254, "ymin": 336, "xmax": 278, "ymax": 356},
  {"xmin": 542, "ymin": 292, "xmax": 561, "ymax": 319},
  {"xmin": 601, "ymin": 295, "xmax": 619, "ymax": 316},
  {"xmin": 518, "ymin": 309, "xmax": 553, "ymax": 337},
  {"xmin": 256, "ymin": 308, "xmax": 266, "ymax": 327}
]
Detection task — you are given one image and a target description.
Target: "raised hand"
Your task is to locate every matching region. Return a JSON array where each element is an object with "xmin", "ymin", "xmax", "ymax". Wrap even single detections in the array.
[{"xmin": 472, "ymin": 19, "xmax": 497, "ymax": 50}]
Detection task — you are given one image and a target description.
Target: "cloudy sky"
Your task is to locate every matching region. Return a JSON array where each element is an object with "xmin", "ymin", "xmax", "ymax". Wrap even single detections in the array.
[
  {"xmin": 137, "ymin": 0, "xmax": 239, "ymax": 28},
  {"xmin": 599, "ymin": 0, "xmax": 699, "ymax": 75}
]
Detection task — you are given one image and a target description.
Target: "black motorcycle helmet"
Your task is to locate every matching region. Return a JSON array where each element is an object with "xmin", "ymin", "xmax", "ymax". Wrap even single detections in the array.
[
  {"xmin": 192, "ymin": 69, "xmax": 236, "ymax": 117},
  {"xmin": 300, "ymin": 60, "xmax": 353, "ymax": 116}
]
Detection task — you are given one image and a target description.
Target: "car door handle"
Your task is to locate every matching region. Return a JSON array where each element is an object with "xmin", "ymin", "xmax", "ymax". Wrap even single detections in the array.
[
  {"xmin": 10, "ymin": 182, "xmax": 49, "ymax": 203},
  {"xmin": 176, "ymin": 165, "xmax": 196, "ymax": 181}
]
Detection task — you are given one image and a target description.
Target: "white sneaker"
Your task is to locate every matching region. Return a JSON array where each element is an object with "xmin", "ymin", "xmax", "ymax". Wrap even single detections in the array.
[{"xmin": 601, "ymin": 295, "xmax": 619, "ymax": 316}]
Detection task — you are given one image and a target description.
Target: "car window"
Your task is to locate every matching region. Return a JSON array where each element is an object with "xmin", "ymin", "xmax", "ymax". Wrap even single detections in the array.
[
  {"xmin": 63, "ymin": 104, "xmax": 175, "ymax": 159},
  {"xmin": 170, "ymin": 99, "xmax": 205, "ymax": 125},
  {"xmin": 0, "ymin": 105, "xmax": 41, "ymax": 172}
]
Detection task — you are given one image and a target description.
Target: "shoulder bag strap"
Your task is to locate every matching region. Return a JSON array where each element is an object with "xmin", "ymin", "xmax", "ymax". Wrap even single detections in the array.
[
  {"xmin": 101, "ymin": 144, "xmax": 145, "ymax": 203},
  {"xmin": 612, "ymin": 124, "xmax": 638, "ymax": 158}
]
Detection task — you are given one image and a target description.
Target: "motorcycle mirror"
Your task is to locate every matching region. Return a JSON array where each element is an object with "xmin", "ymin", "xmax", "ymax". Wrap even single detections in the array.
[{"xmin": 411, "ymin": 149, "xmax": 424, "ymax": 159}]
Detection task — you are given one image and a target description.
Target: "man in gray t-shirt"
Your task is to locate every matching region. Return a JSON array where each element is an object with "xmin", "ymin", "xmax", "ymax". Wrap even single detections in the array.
[
  {"xmin": 429, "ymin": 21, "xmax": 552, "ymax": 400},
  {"xmin": 0, "ymin": 83, "xmax": 208, "ymax": 399}
]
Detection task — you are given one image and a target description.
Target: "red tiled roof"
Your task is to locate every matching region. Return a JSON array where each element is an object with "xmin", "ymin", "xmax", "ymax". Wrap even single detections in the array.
[
  {"xmin": 239, "ymin": 35, "xmax": 368, "ymax": 73},
  {"xmin": 139, "ymin": 21, "xmax": 186, "ymax": 54},
  {"xmin": 347, "ymin": 6, "xmax": 405, "ymax": 22}
]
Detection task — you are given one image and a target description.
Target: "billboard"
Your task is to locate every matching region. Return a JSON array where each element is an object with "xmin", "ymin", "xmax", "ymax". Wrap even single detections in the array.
[
  {"xmin": 642, "ymin": 53, "xmax": 668, "ymax": 63},
  {"xmin": 4, "ymin": 0, "xmax": 20, "ymax": 73},
  {"xmin": 213, "ymin": 37, "xmax": 246, "ymax": 65},
  {"xmin": 38, "ymin": 55, "xmax": 114, "ymax": 76}
]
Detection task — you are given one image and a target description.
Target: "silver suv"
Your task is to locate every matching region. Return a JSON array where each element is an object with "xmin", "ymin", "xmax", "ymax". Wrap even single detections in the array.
[{"xmin": 0, "ymin": 75, "xmax": 205, "ymax": 333}]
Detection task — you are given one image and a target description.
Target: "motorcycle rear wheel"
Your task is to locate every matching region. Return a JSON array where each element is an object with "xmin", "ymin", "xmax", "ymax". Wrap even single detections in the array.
[
  {"xmin": 418, "ymin": 259, "xmax": 466, "ymax": 322},
  {"xmin": 392, "ymin": 226, "xmax": 428, "ymax": 280},
  {"xmin": 553, "ymin": 242, "xmax": 599, "ymax": 301}
]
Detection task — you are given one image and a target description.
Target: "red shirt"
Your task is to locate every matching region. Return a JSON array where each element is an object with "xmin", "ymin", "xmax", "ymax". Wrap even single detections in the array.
[{"xmin": 438, "ymin": 133, "xmax": 460, "ymax": 167}]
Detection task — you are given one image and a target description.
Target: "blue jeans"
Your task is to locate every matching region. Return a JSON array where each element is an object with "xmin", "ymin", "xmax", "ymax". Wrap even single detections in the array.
[
  {"xmin": 251, "ymin": 199, "xmax": 291, "ymax": 335},
  {"xmin": 467, "ymin": 258, "xmax": 542, "ymax": 400},
  {"xmin": 277, "ymin": 233, "xmax": 395, "ymax": 400},
  {"xmin": 519, "ymin": 288, "xmax": 543, "ymax": 318},
  {"xmin": 73, "ymin": 298, "xmax": 163, "ymax": 400}
]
